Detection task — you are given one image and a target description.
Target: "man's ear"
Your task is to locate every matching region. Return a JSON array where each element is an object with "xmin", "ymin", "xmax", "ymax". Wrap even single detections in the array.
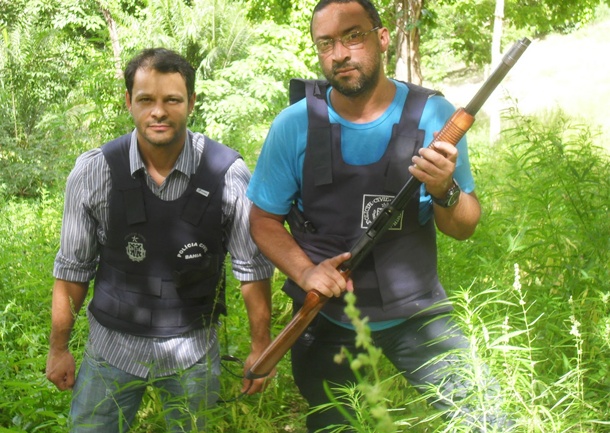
[
  {"xmin": 125, "ymin": 90, "xmax": 132, "ymax": 112},
  {"xmin": 378, "ymin": 27, "xmax": 390, "ymax": 53},
  {"xmin": 188, "ymin": 93, "xmax": 196, "ymax": 114}
]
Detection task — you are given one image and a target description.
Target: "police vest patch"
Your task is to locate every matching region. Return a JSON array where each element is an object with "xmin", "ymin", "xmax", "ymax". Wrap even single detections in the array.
[
  {"xmin": 125, "ymin": 233, "xmax": 147, "ymax": 262},
  {"xmin": 177, "ymin": 242, "xmax": 209, "ymax": 259},
  {"xmin": 361, "ymin": 194, "xmax": 403, "ymax": 230}
]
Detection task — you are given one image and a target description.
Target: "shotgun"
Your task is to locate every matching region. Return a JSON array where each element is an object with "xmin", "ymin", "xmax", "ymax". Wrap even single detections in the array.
[{"xmin": 245, "ymin": 37, "xmax": 531, "ymax": 381}]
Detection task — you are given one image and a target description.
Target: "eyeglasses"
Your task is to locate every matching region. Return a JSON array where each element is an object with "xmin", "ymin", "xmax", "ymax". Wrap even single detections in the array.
[{"xmin": 314, "ymin": 27, "xmax": 380, "ymax": 55}]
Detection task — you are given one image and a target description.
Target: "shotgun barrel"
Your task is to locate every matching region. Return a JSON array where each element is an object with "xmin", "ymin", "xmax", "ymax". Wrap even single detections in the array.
[
  {"xmin": 465, "ymin": 37, "xmax": 530, "ymax": 115},
  {"xmin": 245, "ymin": 37, "xmax": 531, "ymax": 381}
]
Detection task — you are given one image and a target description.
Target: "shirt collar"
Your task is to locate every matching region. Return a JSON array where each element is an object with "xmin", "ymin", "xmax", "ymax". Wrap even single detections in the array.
[{"xmin": 128, "ymin": 129, "xmax": 197, "ymax": 178}]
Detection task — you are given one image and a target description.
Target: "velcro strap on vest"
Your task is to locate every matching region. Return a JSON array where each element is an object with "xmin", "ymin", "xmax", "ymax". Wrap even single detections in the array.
[
  {"xmin": 91, "ymin": 286, "xmax": 216, "ymax": 331},
  {"xmin": 99, "ymin": 260, "xmax": 176, "ymax": 297}
]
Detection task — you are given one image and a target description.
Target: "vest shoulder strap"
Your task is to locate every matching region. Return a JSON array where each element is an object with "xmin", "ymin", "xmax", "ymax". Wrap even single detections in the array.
[
  {"xmin": 181, "ymin": 136, "xmax": 241, "ymax": 226},
  {"xmin": 290, "ymin": 79, "xmax": 334, "ymax": 186},
  {"xmin": 101, "ymin": 133, "xmax": 241, "ymax": 226},
  {"xmin": 396, "ymin": 80, "xmax": 441, "ymax": 132},
  {"xmin": 101, "ymin": 133, "xmax": 147, "ymax": 225},
  {"xmin": 384, "ymin": 82, "xmax": 441, "ymax": 192},
  {"xmin": 289, "ymin": 78, "xmax": 328, "ymax": 106},
  {"xmin": 292, "ymin": 78, "xmax": 441, "ymax": 190}
]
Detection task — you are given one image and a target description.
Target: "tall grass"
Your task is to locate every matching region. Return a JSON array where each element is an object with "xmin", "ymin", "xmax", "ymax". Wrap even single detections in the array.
[
  {"xmin": 1, "ymin": 107, "xmax": 609, "ymax": 432},
  {"xmin": 0, "ymin": 189, "xmax": 70, "ymax": 431},
  {"xmin": 428, "ymin": 109, "xmax": 610, "ymax": 431}
]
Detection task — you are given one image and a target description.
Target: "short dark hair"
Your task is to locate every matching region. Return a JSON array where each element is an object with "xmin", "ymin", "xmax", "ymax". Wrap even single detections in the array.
[
  {"xmin": 310, "ymin": 0, "xmax": 383, "ymax": 37},
  {"xmin": 124, "ymin": 48, "xmax": 195, "ymax": 100}
]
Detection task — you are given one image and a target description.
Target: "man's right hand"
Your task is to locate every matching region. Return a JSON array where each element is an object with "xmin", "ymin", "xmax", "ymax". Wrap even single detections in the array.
[
  {"xmin": 297, "ymin": 252, "xmax": 353, "ymax": 298},
  {"xmin": 46, "ymin": 349, "xmax": 76, "ymax": 391}
]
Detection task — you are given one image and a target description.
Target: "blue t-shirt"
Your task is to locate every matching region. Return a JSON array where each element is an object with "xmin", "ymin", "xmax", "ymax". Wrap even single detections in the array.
[{"xmin": 248, "ymin": 79, "xmax": 475, "ymax": 226}]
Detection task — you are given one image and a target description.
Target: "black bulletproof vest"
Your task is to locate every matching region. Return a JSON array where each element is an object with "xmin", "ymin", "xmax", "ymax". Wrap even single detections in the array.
[
  {"xmin": 89, "ymin": 133, "xmax": 240, "ymax": 337},
  {"xmin": 285, "ymin": 79, "xmax": 450, "ymax": 322}
]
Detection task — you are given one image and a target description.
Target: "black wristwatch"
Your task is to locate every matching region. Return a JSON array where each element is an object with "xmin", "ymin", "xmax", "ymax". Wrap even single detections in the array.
[{"xmin": 432, "ymin": 179, "xmax": 461, "ymax": 208}]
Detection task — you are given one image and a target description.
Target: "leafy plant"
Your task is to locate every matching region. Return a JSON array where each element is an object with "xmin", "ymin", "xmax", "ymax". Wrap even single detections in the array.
[
  {"xmin": 314, "ymin": 292, "xmax": 398, "ymax": 433},
  {"xmin": 196, "ymin": 21, "xmax": 315, "ymax": 168},
  {"xmin": 0, "ymin": 1, "xmax": 113, "ymax": 197}
]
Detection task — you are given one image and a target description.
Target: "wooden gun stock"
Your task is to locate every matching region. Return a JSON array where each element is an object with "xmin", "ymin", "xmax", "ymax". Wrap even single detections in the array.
[
  {"xmin": 245, "ymin": 289, "xmax": 328, "ymax": 379},
  {"xmin": 246, "ymin": 38, "xmax": 530, "ymax": 381}
]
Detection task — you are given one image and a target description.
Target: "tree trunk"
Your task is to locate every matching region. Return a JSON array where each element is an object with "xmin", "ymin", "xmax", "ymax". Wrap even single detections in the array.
[
  {"xmin": 100, "ymin": 5, "xmax": 123, "ymax": 80},
  {"xmin": 489, "ymin": 0, "xmax": 504, "ymax": 142},
  {"xmin": 395, "ymin": 0, "xmax": 424, "ymax": 85}
]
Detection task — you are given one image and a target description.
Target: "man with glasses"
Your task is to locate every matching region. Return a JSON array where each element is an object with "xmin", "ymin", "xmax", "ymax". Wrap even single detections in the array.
[{"xmin": 248, "ymin": 0, "xmax": 512, "ymax": 431}]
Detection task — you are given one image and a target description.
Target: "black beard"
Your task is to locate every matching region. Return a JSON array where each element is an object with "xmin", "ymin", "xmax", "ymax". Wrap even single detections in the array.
[{"xmin": 326, "ymin": 63, "xmax": 380, "ymax": 98}]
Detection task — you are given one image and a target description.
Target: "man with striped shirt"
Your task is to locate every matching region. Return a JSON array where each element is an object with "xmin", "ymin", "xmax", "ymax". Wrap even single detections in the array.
[{"xmin": 46, "ymin": 48, "xmax": 274, "ymax": 432}]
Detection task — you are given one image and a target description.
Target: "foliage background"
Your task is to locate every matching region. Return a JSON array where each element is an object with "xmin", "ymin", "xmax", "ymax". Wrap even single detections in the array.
[{"xmin": 1, "ymin": 0, "xmax": 610, "ymax": 432}]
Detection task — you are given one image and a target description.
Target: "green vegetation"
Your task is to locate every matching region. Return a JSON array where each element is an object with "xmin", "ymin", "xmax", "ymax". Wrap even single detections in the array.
[
  {"xmin": 1, "ymin": 0, "xmax": 610, "ymax": 432},
  {"xmin": 2, "ymin": 108, "xmax": 608, "ymax": 432}
]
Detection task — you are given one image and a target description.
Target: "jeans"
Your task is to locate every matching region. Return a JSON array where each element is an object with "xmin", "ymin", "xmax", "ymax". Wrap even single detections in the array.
[
  {"xmin": 291, "ymin": 310, "xmax": 511, "ymax": 432},
  {"xmin": 70, "ymin": 345, "xmax": 221, "ymax": 433}
]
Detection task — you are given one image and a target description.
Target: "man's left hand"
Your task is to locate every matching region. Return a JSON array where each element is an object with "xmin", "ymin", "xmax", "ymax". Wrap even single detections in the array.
[{"xmin": 408, "ymin": 140, "xmax": 457, "ymax": 199}]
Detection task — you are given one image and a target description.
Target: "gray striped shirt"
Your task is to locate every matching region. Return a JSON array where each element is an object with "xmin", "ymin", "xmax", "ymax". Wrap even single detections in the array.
[{"xmin": 53, "ymin": 130, "xmax": 274, "ymax": 378}]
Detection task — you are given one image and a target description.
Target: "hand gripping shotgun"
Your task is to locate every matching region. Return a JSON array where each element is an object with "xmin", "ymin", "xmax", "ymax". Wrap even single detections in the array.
[{"xmin": 245, "ymin": 38, "xmax": 531, "ymax": 381}]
